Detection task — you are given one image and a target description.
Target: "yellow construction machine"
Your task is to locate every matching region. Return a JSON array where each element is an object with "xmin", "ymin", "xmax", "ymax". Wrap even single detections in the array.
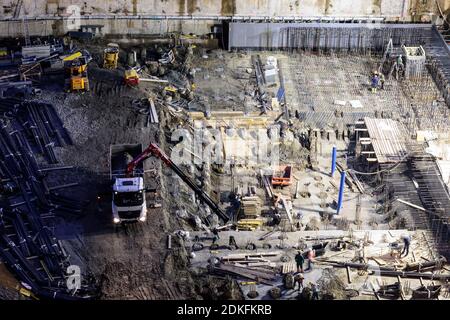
[
  {"xmin": 65, "ymin": 56, "xmax": 89, "ymax": 92},
  {"xmin": 124, "ymin": 68, "xmax": 170, "ymax": 87},
  {"xmin": 62, "ymin": 51, "xmax": 82, "ymax": 62},
  {"xmin": 124, "ymin": 68, "xmax": 140, "ymax": 86},
  {"xmin": 162, "ymin": 85, "xmax": 195, "ymax": 101},
  {"xmin": 103, "ymin": 43, "xmax": 119, "ymax": 69}
]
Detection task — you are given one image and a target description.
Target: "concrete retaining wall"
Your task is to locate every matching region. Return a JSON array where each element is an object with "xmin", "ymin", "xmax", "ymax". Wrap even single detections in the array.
[
  {"xmin": 228, "ymin": 22, "xmax": 433, "ymax": 50},
  {"xmin": 1, "ymin": 0, "xmax": 449, "ymax": 18},
  {"xmin": 0, "ymin": 0, "xmax": 449, "ymax": 37},
  {"xmin": 0, "ymin": 19, "xmax": 216, "ymax": 38}
]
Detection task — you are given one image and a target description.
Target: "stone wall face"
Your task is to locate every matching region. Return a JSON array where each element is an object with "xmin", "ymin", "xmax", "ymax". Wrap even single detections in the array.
[
  {"xmin": 0, "ymin": 0, "xmax": 449, "ymax": 37},
  {"xmin": 1, "ymin": 0, "xmax": 448, "ymax": 18}
]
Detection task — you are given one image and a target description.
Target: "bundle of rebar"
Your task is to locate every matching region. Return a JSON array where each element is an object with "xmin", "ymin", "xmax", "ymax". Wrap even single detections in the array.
[
  {"xmin": 409, "ymin": 155, "xmax": 450, "ymax": 257},
  {"xmin": 0, "ymin": 98, "xmax": 97, "ymax": 299},
  {"xmin": 251, "ymin": 54, "xmax": 270, "ymax": 113}
]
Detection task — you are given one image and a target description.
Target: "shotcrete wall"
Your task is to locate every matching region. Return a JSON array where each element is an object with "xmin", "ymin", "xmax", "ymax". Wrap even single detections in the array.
[{"xmin": 0, "ymin": 0, "xmax": 449, "ymax": 37}]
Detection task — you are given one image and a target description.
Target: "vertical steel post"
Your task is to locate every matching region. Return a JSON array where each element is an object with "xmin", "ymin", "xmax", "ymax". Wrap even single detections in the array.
[
  {"xmin": 331, "ymin": 146, "xmax": 337, "ymax": 177},
  {"xmin": 337, "ymin": 171, "xmax": 346, "ymax": 214}
]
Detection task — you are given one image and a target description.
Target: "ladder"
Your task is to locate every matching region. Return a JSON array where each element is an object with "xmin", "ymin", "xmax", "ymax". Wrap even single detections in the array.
[
  {"xmin": 13, "ymin": 0, "xmax": 23, "ymax": 19},
  {"xmin": 22, "ymin": 18, "xmax": 31, "ymax": 46},
  {"xmin": 378, "ymin": 38, "xmax": 393, "ymax": 74}
]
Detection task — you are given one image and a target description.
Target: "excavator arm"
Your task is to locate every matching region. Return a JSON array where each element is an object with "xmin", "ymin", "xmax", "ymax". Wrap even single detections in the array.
[
  {"xmin": 126, "ymin": 143, "xmax": 229, "ymax": 222},
  {"xmin": 126, "ymin": 143, "xmax": 170, "ymax": 175}
]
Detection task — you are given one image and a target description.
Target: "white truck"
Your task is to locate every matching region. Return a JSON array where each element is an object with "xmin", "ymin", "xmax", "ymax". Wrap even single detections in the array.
[
  {"xmin": 110, "ymin": 142, "xmax": 229, "ymax": 225},
  {"xmin": 110, "ymin": 144, "xmax": 147, "ymax": 224}
]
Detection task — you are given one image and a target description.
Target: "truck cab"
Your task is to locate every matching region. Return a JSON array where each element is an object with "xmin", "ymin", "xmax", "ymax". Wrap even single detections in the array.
[
  {"xmin": 110, "ymin": 144, "xmax": 147, "ymax": 224},
  {"xmin": 112, "ymin": 177, "xmax": 147, "ymax": 223}
]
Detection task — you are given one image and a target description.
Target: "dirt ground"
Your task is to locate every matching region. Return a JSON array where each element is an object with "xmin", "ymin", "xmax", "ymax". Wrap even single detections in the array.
[
  {"xmin": 32, "ymin": 48, "xmax": 202, "ymax": 298},
  {"xmin": 0, "ymin": 39, "xmax": 255, "ymax": 300},
  {"xmin": 2, "ymin": 38, "xmax": 448, "ymax": 300}
]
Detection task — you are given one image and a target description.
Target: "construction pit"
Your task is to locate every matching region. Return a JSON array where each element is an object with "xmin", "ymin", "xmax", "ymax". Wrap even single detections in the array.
[{"xmin": 1, "ymin": 22, "xmax": 450, "ymax": 301}]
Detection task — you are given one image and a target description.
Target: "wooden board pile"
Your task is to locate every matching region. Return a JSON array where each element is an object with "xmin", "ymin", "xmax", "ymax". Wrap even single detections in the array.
[
  {"xmin": 281, "ymin": 261, "xmax": 297, "ymax": 274},
  {"xmin": 131, "ymin": 98, "xmax": 159, "ymax": 126},
  {"xmin": 210, "ymin": 252, "xmax": 282, "ymax": 285},
  {"xmin": 237, "ymin": 219, "xmax": 264, "ymax": 231},
  {"xmin": 336, "ymin": 161, "xmax": 364, "ymax": 193},
  {"xmin": 221, "ymin": 252, "xmax": 280, "ymax": 268},
  {"xmin": 210, "ymin": 263, "xmax": 278, "ymax": 285},
  {"xmin": 240, "ymin": 196, "xmax": 260, "ymax": 218}
]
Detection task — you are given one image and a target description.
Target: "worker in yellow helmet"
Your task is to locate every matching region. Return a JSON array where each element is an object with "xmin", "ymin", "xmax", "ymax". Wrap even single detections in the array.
[{"xmin": 371, "ymin": 71, "xmax": 379, "ymax": 93}]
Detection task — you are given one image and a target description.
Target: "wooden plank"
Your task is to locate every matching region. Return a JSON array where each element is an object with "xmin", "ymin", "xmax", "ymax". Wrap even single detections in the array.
[
  {"xmin": 280, "ymin": 196, "xmax": 293, "ymax": 225},
  {"xmin": 230, "ymin": 258, "xmax": 269, "ymax": 264},
  {"xmin": 219, "ymin": 264, "xmax": 276, "ymax": 281},
  {"xmin": 295, "ymin": 181, "xmax": 301, "ymax": 199},
  {"xmin": 397, "ymin": 276, "xmax": 405, "ymax": 300},
  {"xmin": 262, "ymin": 172, "xmax": 274, "ymax": 201},
  {"xmin": 221, "ymin": 251, "xmax": 281, "ymax": 261},
  {"xmin": 214, "ymin": 264, "xmax": 275, "ymax": 282},
  {"xmin": 248, "ymin": 251, "xmax": 282, "ymax": 257},
  {"xmin": 347, "ymin": 170, "xmax": 365, "ymax": 193},
  {"xmin": 336, "ymin": 162, "xmax": 357, "ymax": 192},
  {"xmin": 329, "ymin": 180, "xmax": 338, "ymax": 190},
  {"xmin": 149, "ymin": 98, "xmax": 159, "ymax": 123},
  {"xmin": 397, "ymin": 199, "xmax": 428, "ymax": 212},
  {"xmin": 247, "ymin": 262, "xmax": 276, "ymax": 268},
  {"xmin": 371, "ymin": 257, "xmax": 387, "ymax": 266},
  {"xmin": 241, "ymin": 196, "xmax": 260, "ymax": 202},
  {"xmin": 346, "ymin": 266, "xmax": 352, "ymax": 284},
  {"xmin": 282, "ymin": 262, "xmax": 296, "ymax": 274}
]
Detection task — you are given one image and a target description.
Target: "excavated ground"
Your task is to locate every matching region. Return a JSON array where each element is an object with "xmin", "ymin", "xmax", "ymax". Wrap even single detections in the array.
[
  {"xmin": 1, "ymin": 40, "xmax": 448, "ymax": 300},
  {"xmin": 34, "ymin": 58, "xmax": 201, "ymax": 299}
]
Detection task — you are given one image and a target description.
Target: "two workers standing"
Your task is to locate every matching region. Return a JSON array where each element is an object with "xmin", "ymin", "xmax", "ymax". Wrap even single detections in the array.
[
  {"xmin": 293, "ymin": 248, "xmax": 319, "ymax": 299},
  {"xmin": 295, "ymin": 248, "xmax": 316, "ymax": 273},
  {"xmin": 372, "ymin": 54, "xmax": 405, "ymax": 92}
]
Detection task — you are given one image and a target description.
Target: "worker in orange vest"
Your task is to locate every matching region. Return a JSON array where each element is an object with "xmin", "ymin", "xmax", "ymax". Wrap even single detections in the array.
[{"xmin": 306, "ymin": 248, "xmax": 316, "ymax": 271}]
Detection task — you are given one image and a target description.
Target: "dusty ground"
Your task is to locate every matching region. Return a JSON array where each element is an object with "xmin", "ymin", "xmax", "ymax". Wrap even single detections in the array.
[
  {"xmin": 0, "ymin": 41, "xmax": 249, "ymax": 300},
  {"xmin": 2, "ymin": 42, "xmax": 448, "ymax": 300},
  {"xmin": 34, "ymin": 51, "xmax": 202, "ymax": 298}
]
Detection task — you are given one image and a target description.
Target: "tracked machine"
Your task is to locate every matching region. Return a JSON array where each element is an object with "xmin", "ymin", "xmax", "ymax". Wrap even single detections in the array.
[
  {"xmin": 64, "ymin": 56, "xmax": 89, "ymax": 92},
  {"xmin": 103, "ymin": 43, "xmax": 119, "ymax": 69}
]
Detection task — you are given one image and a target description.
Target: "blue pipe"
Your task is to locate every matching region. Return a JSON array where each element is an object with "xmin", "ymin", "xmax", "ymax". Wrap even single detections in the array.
[
  {"xmin": 331, "ymin": 146, "xmax": 337, "ymax": 176},
  {"xmin": 337, "ymin": 171, "xmax": 346, "ymax": 214}
]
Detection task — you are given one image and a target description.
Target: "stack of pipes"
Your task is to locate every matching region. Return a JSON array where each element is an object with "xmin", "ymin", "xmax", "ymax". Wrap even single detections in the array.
[{"xmin": 0, "ymin": 98, "xmax": 97, "ymax": 299}]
